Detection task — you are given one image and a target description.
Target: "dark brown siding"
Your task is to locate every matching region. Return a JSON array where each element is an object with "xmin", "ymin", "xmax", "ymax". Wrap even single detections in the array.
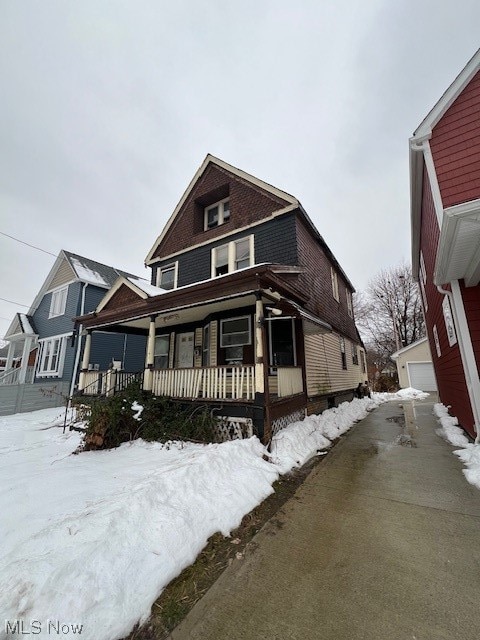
[
  {"xmin": 420, "ymin": 168, "xmax": 475, "ymax": 435},
  {"xmin": 295, "ymin": 216, "xmax": 357, "ymax": 342},
  {"xmin": 153, "ymin": 164, "xmax": 291, "ymax": 259},
  {"xmin": 102, "ymin": 284, "xmax": 143, "ymax": 312},
  {"xmin": 430, "ymin": 70, "xmax": 480, "ymax": 208}
]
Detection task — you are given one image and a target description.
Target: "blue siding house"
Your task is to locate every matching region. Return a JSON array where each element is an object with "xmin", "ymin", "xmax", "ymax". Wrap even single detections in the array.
[{"xmin": 0, "ymin": 251, "xmax": 147, "ymax": 415}]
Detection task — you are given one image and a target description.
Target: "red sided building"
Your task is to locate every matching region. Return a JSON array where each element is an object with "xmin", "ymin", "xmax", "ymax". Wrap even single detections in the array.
[{"xmin": 410, "ymin": 49, "xmax": 480, "ymax": 440}]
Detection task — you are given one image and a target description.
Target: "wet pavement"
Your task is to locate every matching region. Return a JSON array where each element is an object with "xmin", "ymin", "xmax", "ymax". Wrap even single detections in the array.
[{"xmin": 169, "ymin": 398, "xmax": 480, "ymax": 640}]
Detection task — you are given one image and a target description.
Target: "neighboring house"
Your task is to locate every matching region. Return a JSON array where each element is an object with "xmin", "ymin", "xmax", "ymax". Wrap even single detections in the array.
[
  {"xmin": 0, "ymin": 251, "xmax": 147, "ymax": 416},
  {"xmin": 391, "ymin": 338, "xmax": 437, "ymax": 392},
  {"xmin": 76, "ymin": 155, "xmax": 366, "ymax": 442},
  {"xmin": 410, "ymin": 48, "xmax": 480, "ymax": 440}
]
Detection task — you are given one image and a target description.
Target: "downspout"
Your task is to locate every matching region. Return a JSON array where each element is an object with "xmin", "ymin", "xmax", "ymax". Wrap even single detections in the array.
[
  {"xmin": 437, "ymin": 284, "xmax": 480, "ymax": 444},
  {"xmin": 70, "ymin": 283, "xmax": 88, "ymax": 398}
]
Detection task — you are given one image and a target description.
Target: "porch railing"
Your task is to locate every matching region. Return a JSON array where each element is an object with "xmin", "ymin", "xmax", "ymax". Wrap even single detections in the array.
[
  {"xmin": 81, "ymin": 370, "xmax": 144, "ymax": 396},
  {"xmin": 277, "ymin": 366, "xmax": 303, "ymax": 397},
  {"xmin": 0, "ymin": 366, "xmax": 35, "ymax": 386},
  {"xmin": 152, "ymin": 366, "xmax": 255, "ymax": 401}
]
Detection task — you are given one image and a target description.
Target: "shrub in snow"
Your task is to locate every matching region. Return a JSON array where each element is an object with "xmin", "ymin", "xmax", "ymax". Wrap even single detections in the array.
[{"xmin": 78, "ymin": 383, "xmax": 216, "ymax": 450}]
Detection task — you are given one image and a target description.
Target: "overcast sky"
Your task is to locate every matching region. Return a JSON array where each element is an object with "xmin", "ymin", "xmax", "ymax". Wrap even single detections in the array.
[{"xmin": 1, "ymin": 1, "xmax": 479, "ymax": 339}]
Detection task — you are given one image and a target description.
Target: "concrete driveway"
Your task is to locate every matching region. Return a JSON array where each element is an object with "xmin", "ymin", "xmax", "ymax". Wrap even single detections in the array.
[{"xmin": 170, "ymin": 397, "xmax": 480, "ymax": 640}]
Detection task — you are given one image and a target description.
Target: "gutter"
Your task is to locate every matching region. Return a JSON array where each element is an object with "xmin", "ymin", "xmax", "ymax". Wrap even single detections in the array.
[{"xmin": 69, "ymin": 282, "xmax": 88, "ymax": 398}]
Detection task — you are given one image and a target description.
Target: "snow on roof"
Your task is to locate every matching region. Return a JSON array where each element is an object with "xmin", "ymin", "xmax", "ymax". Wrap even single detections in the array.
[
  {"xmin": 19, "ymin": 314, "xmax": 35, "ymax": 335},
  {"xmin": 69, "ymin": 257, "xmax": 109, "ymax": 287},
  {"xmin": 127, "ymin": 278, "xmax": 168, "ymax": 297}
]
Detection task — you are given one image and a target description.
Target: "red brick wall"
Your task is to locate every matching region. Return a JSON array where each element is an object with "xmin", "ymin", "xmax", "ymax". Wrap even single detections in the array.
[
  {"xmin": 420, "ymin": 168, "xmax": 475, "ymax": 435},
  {"xmin": 430, "ymin": 70, "xmax": 480, "ymax": 208},
  {"xmin": 153, "ymin": 165, "xmax": 290, "ymax": 259},
  {"xmin": 295, "ymin": 216, "xmax": 358, "ymax": 342}
]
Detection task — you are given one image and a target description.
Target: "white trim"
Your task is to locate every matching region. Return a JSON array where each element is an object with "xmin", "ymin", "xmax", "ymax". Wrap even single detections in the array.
[
  {"xmin": 145, "ymin": 154, "xmax": 298, "ymax": 265},
  {"xmin": 450, "ymin": 281, "xmax": 480, "ymax": 440},
  {"xmin": 422, "ymin": 140, "xmax": 444, "ymax": 229},
  {"xmin": 211, "ymin": 234, "xmax": 254, "ymax": 278},
  {"xmin": 220, "ymin": 315, "xmax": 252, "ymax": 348},
  {"xmin": 204, "ymin": 197, "xmax": 230, "ymax": 230},
  {"xmin": 156, "ymin": 261, "xmax": 179, "ymax": 290},
  {"xmin": 147, "ymin": 203, "xmax": 297, "ymax": 265},
  {"xmin": 48, "ymin": 284, "xmax": 69, "ymax": 318},
  {"xmin": 36, "ymin": 333, "xmax": 71, "ymax": 378},
  {"xmin": 414, "ymin": 49, "xmax": 480, "ymax": 139}
]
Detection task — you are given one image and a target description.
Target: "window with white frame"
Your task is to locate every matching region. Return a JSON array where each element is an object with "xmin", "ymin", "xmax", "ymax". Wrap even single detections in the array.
[
  {"xmin": 331, "ymin": 267, "xmax": 339, "ymax": 302},
  {"xmin": 211, "ymin": 235, "xmax": 254, "ymax": 277},
  {"xmin": 419, "ymin": 252, "xmax": 428, "ymax": 311},
  {"xmin": 154, "ymin": 335, "xmax": 170, "ymax": 369},
  {"xmin": 220, "ymin": 316, "xmax": 251, "ymax": 347},
  {"xmin": 346, "ymin": 290, "xmax": 353, "ymax": 317},
  {"xmin": 351, "ymin": 342, "xmax": 358, "ymax": 365},
  {"xmin": 205, "ymin": 198, "xmax": 230, "ymax": 230},
  {"xmin": 340, "ymin": 336, "xmax": 347, "ymax": 369},
  {"xmin": 37, "ymin": 335, "xmax": 68, "ymax": 377},
  {"xmin": 202, "ymin": 324, "xmax": 210, "ymax": 366},
  {"xmin": 157, "ymin": 263, "xmax": 177, "ymax": 290},
  {"xmin": 49, "ymin": 286, "xmax": 68, "ymax": 318}
]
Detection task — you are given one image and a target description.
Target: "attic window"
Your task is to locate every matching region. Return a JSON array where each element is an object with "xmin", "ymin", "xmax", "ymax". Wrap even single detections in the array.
[
  {"xmin": 205, "ymin": 198, "xmax": 230, "ymax": 230},
  {"xmin": 49, "ymin": 286, "xmax": 68, "ymax": 318}
]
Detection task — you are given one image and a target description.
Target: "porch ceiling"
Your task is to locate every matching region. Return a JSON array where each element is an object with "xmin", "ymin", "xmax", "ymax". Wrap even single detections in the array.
[{"xmin": 435, "ymin": 199, "xmax": 480, "ymax": 287}]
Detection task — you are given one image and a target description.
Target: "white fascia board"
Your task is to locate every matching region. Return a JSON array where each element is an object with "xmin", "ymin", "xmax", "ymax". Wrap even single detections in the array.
[
  {"xmin": 27, "ymin": 251, "xmax": 65, "ymax": 315},
  {"xmin": 409, "ymin": 142, "xmax": 424, "ymax": 280},
  {"xmin": 391, "ymin": 337, "xmax": 428, "ymax": 359},
  {"xmin": 95, "ymin": 276, "xmax": 149, "ymax": 313},
  {"xmin": 434, "ymin": 199, "xmax": 480, "ymax": 286},
  {"xmin": 144, "ymin": 154, "xmax": 299, "ymax": 265},
  {"xmin": 413, "ymin": 49, "xmax": 480, "ymax": 139}
]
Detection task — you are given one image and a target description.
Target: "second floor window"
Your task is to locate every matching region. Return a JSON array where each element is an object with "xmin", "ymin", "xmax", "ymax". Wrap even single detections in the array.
[
  {"xmin": 205, "ymin": 198, "xmax": 230, "ymax": 230},
  {"xmin": 211, "ymin": 235, "xmax": 254, "ymax": 278},
  {"xmin": 346, "ymin": 290, "xmax": 353, "ymax": 317},
  {"xmin": 49, "ymin": 286, "xmax": 68, "ymax": 318},
  {"xmin": 331, "ymin": 268, "xmax": 339, "ymax": 302},
  {"xmin": 157, "ymin": 263, "xmax": 177, "ymax": 290}
]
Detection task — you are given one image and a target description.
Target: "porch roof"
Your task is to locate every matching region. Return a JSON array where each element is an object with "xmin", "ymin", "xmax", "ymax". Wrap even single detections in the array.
[{"xmin": 75, "ymin": 264, "xmax": 313, "ymax": 332}]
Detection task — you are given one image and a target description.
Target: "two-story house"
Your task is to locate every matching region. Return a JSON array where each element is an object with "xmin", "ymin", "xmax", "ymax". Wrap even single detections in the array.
[
  {"xmin": 0, "ymin": 251, "xmax": 147, "ymax": 416},
  {"xmin": 76, "ymin": 156, "xmax": 366, "ymax": 442},
  {"xmin": 410, "ymin": 48, "xmax": 480, "ymax": 441}
]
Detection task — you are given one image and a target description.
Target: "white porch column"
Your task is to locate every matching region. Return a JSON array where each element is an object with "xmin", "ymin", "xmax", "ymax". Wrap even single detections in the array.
[
  {"xmin": 143, "ymin": 315, "xmax": 157, "ymax": 392},
  {"xmin": 78, "ymin": 331, "xmax": 92, "ymax": 392},
  {"xmin": 18, "ymin": 337, "xmax": 33, "ymax": 384},
  {"xmin": 5, "ymin": 341, "xmax": 15, "ymax": 370},
  {"xmin": 255, "ymin": 296, "xmax": 265, "ymax": 394}
]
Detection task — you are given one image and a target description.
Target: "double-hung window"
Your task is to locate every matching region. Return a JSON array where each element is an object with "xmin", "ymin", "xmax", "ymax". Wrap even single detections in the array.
[
  {"xmin": 37, "ymin": 335, "xmax": 68, "ymax": 377},
  {"xmin": 352, "ymin": 343, "xmax": 358, "ymax": 365},
  {"xmin": 331, "ymin": 268, "xmax": 339, "ymax": 302},
  {"xmin": 346, "ymin": 290, "xmax": 353, "ymax": 317},
  {"xmin": 157, "ymin": 263, "xmax": 178, "ymax": 290},
  {"xmin": 205, "ymin": 199, "xmax": 230, "ymax": 230},
  {"xmin": 211, "ymin": 235, "xmax": 254, "ymax": 277},
  {"xmin": 49, "ymin": 286, "xmax": 68, "ymax": 318},
  {"xmin": 154, "ymin": 335, "xmax": 170, "ymax": 369},
  {"xmin": 220, "ymin": 316, "xmax": 251, "ymax": 364}
]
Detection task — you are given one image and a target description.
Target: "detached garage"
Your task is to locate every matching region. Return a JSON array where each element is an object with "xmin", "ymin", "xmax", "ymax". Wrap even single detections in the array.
[{"xmin": 391, "ymin": 338, "xmax": 437, "ymax": 392}]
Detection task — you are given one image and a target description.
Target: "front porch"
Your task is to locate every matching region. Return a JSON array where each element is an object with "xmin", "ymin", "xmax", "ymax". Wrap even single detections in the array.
[{"xmin": 75, "ymin": 265, "xmax": 331, "ymax": 440}]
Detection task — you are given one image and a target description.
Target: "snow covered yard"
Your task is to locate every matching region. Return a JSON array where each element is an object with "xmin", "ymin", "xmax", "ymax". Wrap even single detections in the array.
[{"xmin": 1, "ymin": 391, "xmax": 422, "ymax": 640}]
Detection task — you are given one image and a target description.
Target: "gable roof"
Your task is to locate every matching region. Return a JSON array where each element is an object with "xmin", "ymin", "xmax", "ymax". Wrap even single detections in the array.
[
  {"xmin": 391, "ymin": 337, "xmax": 428, "ymax": 360},
  {"xmin": 5, "ymin": 313, "xmax": 37, "ymax": 340},
  {"xmin": 413, "ymin": 48, "xmax": 480, "ymax": 140},
  {"xmin": 145, "ymin": 154, "xmax": 299, "ymax": 265},
  {"xmin": 28, "ymin": 250, "xmax": 143, "ymax": 315},
  {"xmin": 95, "ymin": 276, "xmax": 167, "ymax": 313}
]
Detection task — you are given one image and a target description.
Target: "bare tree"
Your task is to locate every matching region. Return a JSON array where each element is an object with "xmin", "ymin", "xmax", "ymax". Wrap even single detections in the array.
[{"xmin": 355, "ymin": 263, "xmax": 425, "ymax": 362}]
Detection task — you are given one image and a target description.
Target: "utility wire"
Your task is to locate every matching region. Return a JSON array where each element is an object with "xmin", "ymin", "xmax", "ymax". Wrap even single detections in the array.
[
  {"xmin": 0, "ymin": 231, "xmax": 56, "ymax": 257},
  {"xmin": 0, "ymin": 297, "xmax": 30, "ymax": 308}
]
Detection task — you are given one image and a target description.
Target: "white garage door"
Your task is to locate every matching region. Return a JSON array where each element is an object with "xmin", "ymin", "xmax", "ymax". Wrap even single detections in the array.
[{"xmin": 407, "ymin": 362, "xmax": 437, "ymax": 391}]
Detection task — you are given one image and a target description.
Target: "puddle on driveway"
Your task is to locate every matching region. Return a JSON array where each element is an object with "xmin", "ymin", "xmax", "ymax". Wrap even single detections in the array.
[{"xmin": 375, "ymin": 402, "xmax": 419, "ymax": 452}]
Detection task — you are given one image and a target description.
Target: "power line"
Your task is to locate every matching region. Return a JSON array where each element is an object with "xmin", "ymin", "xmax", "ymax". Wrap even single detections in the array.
[
  {"xmin": 0, "ymin": 297, "xmax": 30, "ymax": 308},
  {"xmin": 0, "ymin": 231, "xmax": 56, "ymax": 257}
]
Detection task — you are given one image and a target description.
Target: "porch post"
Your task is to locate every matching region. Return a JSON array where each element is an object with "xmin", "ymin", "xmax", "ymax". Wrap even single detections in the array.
[
  {"xmin": 18, "ymin": 337, "xmax": 33, "ymax": 384},
  {"xmin": 5, "ymin": 342, "xmax": 15, "ymax": 370},
  {"xmin": 143, "ymin": 315, "xmax": 157, "ymax": 392},
  {"xmin": 78, "ymin": 330, "xmax": 92, "ymax": 392},
  {"xmin": 254, "ymin": 294, "xmax": 265, "ymax": 394}
]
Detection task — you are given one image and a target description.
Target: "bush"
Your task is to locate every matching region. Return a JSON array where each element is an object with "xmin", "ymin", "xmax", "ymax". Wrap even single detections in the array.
[{"xmin": 79, "ymin": 383, "xmax": 216, "ymax": 451}]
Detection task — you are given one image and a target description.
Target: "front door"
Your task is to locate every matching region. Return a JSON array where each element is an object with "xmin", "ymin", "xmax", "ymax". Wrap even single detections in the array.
[{"xmin": 176, "ymin": 332, "xmax": 194, "ymax": 368}]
